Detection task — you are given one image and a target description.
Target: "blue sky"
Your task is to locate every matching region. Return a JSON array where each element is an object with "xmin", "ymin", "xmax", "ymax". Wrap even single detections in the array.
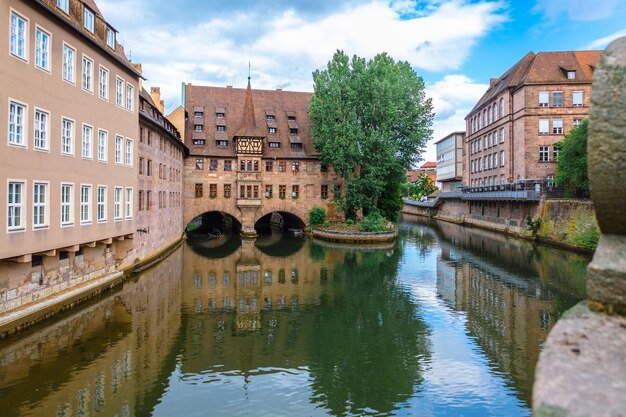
[{"xmin": 99, "ymin": 0, "xmax": 626, "ymax": 163}]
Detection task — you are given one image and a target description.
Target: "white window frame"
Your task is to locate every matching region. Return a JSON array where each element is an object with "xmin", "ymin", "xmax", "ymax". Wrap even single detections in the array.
[
  {"xmin": 500, "ymin": 150, "xmax": 505, "ymax": 166},
  {"xmin": 33, "ymin": 181, "xmax": 49, "ymax": 229},
  {"xmin": 539, "ymin": 146, "xmax": 550, "ymax": 162},
  {"xmin": 99, "ymin": 65, "xmax": 109, "ymax": 100},
  {"xmin": 80, "ymin": 184, "xmax": 92, "ymax": 224},
  {"xmin": 8, "ymin": 99, "xmax": 27, "ymax": 147},
  {"xmin": 115, "ymin": 135, "xmax": 123, "ymax": 164},
  {"xmin": 125, "ymin": 188, "xmax": 133, "ymax": 219},
  {"xmin": 56, "ymin": 0, "xmax": 69, "ymax": 13},
  {"xmin": 34, "ymin": 107, "xmax": 50, "ymax": 151},
  {"xmin": 61, "ymin": 117, "xmax": 74, "ymax": 155},
  {"xmin": 538, "ymin": 91, "xmax": 549, "ymax": 107},
  {"xmin": 125, "ymin": 138, "xmax": 133, "ymax": 166},
  {"xmin": 97, "ymin": 129, "xmax": 108, "ymax": 162},
  {"xmin": 552, "ymin": 118, "xmax": 563, "ymax": 134},
  {"xmin": 116, "ymin": 77, "xmax": 124, "ymax": 107},
  {"xmin": 60, "ymin": 183, "xmax": 74, "ymax": 226},
  {"xmin": 82, "ymin": 124, "xmax": 93, "ymax": 159},
  {"xmin": 97, "ymin": 185, "xmax": 107, "ymax": 223},
  {"xmin": 552, "ymin": 91, "xmax": 563, "ymax": 107},
  {"xmin": 126, "ymin": 83, "xmax": 134, "ymax": 112},
  {"xmin": 573, "ymin": 91, "xmax": 583, "ymax": 107},
  {"xmin": 9, "ymin": 10, "xmax": 28, "ymax": 62},
  {"xmin": 500, "ymin": 128, "xmax": 505, "ymax": 144},
  {"xmin": 82, "ymin": 55, "xmax": 94, "ymax": 93},
  {"xmin": 106, "ymin": 28, "xmax": 115, "ymax": 49},
  {"xmin": 539, "ymin": 118, "xmax": 549, "ymax": 134},
  {"xmin": 35, "ymin": 26, "xmax": 51, "ymax": 72},
  {"xmin": 567, "ymin": 71, "xmax": 576, "ymax": 80},
  {"xmin": 62, "ymin": 43, "xmax": 76, "ymax": 84},
  {"xmin": 114, "ymin": 187, "xmax": 122, "ymax": 221},
  {"xmin": 573, "ymin": 118, "xmax": 582, "ymax": 128},
  {"xmin": 7, "ymin": 180, "xmax": 26, "ymax": 232},
  {"xmin": 83, "ymin": 8, "xmax": 94, "ymax": 33}
]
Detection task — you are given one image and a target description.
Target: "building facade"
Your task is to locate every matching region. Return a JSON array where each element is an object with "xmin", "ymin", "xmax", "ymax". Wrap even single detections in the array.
[
  {"xmin": 465, "ymin": 51, "xmax": 601, "ymax": 188},
  {"xmin": 406, "ymin": 161, "xmax": 437, "ymax": 183},
  {"xmin": 435, "ymin": 131, "xmax": 465, "ymax": 191},
  {"xmin": 133, "ymin": 87, "xmax": 188, "ymax": 261},
  {"xmin": 183, "ymin": 80, "xmax": 341, "ymax": 236},
  {"xmin": 0, "ymin": 0, "xmax": 139, "ymax": 315}
]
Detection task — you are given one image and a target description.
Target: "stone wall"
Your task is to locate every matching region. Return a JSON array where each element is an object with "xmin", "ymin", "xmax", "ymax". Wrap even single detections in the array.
[{"xmin": 538, "ymin": 200, "xmax": 599, "ymax": 251}]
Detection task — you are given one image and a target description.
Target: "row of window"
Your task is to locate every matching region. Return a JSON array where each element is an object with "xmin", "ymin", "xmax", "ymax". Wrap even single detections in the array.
[
  {"xmin": 470, "ymin": 151, "xmax": 506, "ymax": 173},
  {"xmin": 193, "ymin": 124, "xmax": 298, "ymax": 136},
  {"xmin": 470, "ymin": 97, "xmax": 506, "ymax": 134},
  {"xmin": 138, "ymin": 158, "xmax": 181, "ymax": 182},
  {"xmin": 192, "ymin": 268, "xmax": 313, "ymax": 289},
  {"xmin": 7, "ymin": 181, "xmax": 132, "ymax": 232},
  {"xmin": 10, "ymin": 9, "xmax": 133, "ymax": 111},
  {"xmin": 193, "ymin": 184, "xmax": 339, "ymax": 199},
  {"xmin": 7, "ymin": 100, "xmax": 134, "ymax": 164},
  {"xmin": 137, "ymin": 190, "xmax": 181, "ymax": 211},
  {"xmin": 470, "ymin": 175, "xmax": 507, "ymax": 187},
  {"xmin": 191, "ymin": 138, "xmax": 301, "ymax": 150},
  {"xmin": 539, "ymin": 146, "xmax": 559, "ymax": 162},
  {"xmin": 139, "ymin": 127, "xmax": 184, "ymax": 160},
  {"xmin": 53, "ymin": 0, "xmax": 116, "ymax": 49},
  {"xmin": 539, "ymin": 117, "xmax": 582, "ymax": 134},
  {"xmin": 538, "ymin": 91, "xmax": 584, "ymax": 108},
  {"xmin": 471, "ymin": 128, "xmax": 505, "ymax": 154},
  {"xmin": 194, "ymin": 159, "xmax": 302, "ymax": 173}
]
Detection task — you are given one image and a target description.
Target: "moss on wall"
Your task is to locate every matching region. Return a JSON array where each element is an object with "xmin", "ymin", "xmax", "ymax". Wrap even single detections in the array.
[{"xmin": 538, "ymin": 200, "xmax": 599, "ymax": 251}]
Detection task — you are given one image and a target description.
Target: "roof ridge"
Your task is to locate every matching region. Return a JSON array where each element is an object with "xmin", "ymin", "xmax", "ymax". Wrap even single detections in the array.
[{"xmin": 234, "ymin": 79, "xmax": 265, "ymax": 138}]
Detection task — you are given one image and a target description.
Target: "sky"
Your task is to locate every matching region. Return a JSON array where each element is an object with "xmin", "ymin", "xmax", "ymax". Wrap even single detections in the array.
[{"xmin": 98, "ymin": 0, "xmax": 626, "ymax": 164}]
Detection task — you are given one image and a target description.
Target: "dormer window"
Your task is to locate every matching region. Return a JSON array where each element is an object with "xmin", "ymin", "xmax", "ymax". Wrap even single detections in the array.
[
  {"xmin": 106, "ymin": 28, "xmax": 115, "ymax": 49},
  {"xmin": 216, "ymin": 125, "xmax": 225, "ymax": 132},
  {"xmin": 216, "ymin": 112, "xmax": 225, "ymax": 118},
  {"xmin": 287, "ymin": 115, "xmax": 296, "ymax": 121},
  {"xmin": 84, "ymin": 8, "xmax": 95, "ymax": 33},
  {"xmin": 267, "ymin": 115, "xmax": 275, "ymax": 120},
  {"xmin": 269, "ymin": 142, "xmax": 280, "ymax": 148},
  {"xmin": 57, "ymin": 0, "xmax": 69, "ymax": 13},
  {"xmin": 567, "ymin": 71, "xmax": 576, "ymax": 80},
  {"xmin": 269, "ymin": 127, "xmax": 277, "ymax": 135},
  {"xmin": 194, "ymin": 124, "xmax": 203, "ymax": 132},
  {"xmin": 194, "ymin": 111, "xmax": 203, "ymax": 117},
  {"xmin": 290, "ymin": 128, "xmax": 298, "ymax": 134}
]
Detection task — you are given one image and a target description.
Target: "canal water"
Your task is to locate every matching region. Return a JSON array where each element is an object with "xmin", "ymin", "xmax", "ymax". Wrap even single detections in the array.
[{"xmin": 0, "ymin": 216, "xmax": 590, "ymax": 417}]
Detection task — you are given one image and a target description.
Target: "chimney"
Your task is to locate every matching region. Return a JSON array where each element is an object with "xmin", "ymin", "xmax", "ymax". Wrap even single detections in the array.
[
  {"xmin": 132, "ymin": 63, "xmax": 143, "ymax": 90},
  {"xmin": 150, "ymin": 87, "xmax": 165, "ymax": 113}
]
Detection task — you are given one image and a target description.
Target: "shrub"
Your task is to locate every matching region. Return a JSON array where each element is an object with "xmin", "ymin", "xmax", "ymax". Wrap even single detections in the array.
[
  {"xmin": 309, "ymin": 207, "xmax": 326, "ymax": 226},
  {"xmin": 360, "ymin": 211, "xmax": 387, "ymax": 232},
  {"xmin": 322, "ymin": 220, "xmax": 331, "ymax": 227},
  {"xmin": 345, "ymin": 219, "xmax": 355, "ymax": 225}
]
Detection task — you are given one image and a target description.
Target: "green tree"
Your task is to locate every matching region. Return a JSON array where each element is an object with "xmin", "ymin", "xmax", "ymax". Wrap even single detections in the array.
[
  {"xmin": 412, "ymin": 173, "xmax": 438, "ymax": 199},
  {"xmin": 555, "ymin": 119, "xmax": 589, "ymax": 198},
  {"xmin": 310, "ymin": 51, "xmax": 434, "ymax": 220}
]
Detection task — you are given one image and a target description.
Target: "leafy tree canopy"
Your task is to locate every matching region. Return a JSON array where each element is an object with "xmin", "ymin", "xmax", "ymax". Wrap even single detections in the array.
[
  {"xmin": 555, "ymin": 119, "xmax": 589, "ymax": 198},
  {"xmin": 310, "ymin": 51, "xmax": 434, "ymax": 220}
]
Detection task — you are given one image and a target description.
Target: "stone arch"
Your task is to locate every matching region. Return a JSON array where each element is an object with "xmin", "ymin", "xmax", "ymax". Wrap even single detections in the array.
[
  {"xmin": 253, "ymin": 206, "xmax": 308, "ymax": 228},
  {"xmin": 184, "ymin": 206, "xmax": 244, "ymax": 232}
]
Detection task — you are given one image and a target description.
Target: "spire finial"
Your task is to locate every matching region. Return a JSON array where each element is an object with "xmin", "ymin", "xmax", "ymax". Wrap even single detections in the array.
[{"xmin": 248, "ymin": 62, "xmax": 251, "ymax": 86}]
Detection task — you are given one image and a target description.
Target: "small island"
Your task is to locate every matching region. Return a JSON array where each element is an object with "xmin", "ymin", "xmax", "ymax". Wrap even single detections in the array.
[{"xmin": 309, "ymin": 208, "xmax": 397, "ymax": 244}]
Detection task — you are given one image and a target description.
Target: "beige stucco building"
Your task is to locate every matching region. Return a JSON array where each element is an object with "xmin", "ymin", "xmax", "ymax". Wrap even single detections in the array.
[
  {"xmin": 435, "ymin": 132, "xmax": 465, "ymax": 191},
  {"xmin": 0, "ymin": 0, "xmax": 139, "ymax": 316},
  {"xmin": 465, "ymin": 50, "xmax": 601, "ymax": 188}
]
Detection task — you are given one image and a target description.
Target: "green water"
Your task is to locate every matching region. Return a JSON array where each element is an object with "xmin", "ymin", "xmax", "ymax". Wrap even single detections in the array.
[{"xmin": 0, "ymin": 216, "xmax": 590, "ymax": 416}]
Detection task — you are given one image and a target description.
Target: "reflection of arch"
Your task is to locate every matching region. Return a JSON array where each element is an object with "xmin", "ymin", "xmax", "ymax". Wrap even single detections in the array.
[
  {"xmin": 186, "ymin": 234, "xmax": 242, "ymax": 259},
  {"xmin": 254, "ymin": 234, "xmax": 304, "ymax": 257},
  {"xmin": 253, "ymin": 207, "xmax": 308, "ymax": 228}
]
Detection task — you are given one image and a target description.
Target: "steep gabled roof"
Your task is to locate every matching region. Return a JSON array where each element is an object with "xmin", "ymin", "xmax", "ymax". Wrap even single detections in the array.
[{"xmin": 234, "ymin": 78, "xmax": 266, "ymax": 138}]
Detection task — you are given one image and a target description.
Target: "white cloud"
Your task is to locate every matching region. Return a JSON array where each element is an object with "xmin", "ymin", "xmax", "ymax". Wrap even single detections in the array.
[
  {"xmin": 532, "ymin": 0, "xmax": 621, "ymax": 22},
  {"xmin": 98, "ymin": 0, "xmax": 505, "ymax": 116},
  {"xmin": 586, "ymin": 28, "xmax": 626, "ymax": 49}
]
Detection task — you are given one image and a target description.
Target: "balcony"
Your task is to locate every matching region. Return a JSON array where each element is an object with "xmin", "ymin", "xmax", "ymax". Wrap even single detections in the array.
[{"xmin": 237, "ymin": 198, "xmax": 262, "ymax": 207}]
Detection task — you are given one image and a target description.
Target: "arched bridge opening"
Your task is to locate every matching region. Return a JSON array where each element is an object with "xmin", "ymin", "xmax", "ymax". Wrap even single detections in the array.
[
  {"xmin": 254, "ymin": 211, "xmax": 306, "ymax": 235},
  {"xmin": 186, "ymin": 211, "xmax": 242, "ymax": 236}
]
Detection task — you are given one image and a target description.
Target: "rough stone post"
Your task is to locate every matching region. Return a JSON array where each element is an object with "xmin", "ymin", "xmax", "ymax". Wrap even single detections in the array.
[{"xmin": 532, "ymin": 38, "xmax": 626, "ymax": 417}]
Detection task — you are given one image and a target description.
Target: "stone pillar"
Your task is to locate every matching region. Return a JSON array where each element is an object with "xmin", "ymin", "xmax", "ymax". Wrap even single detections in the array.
[{"xmin": 587, "ymin": 38, "xmax": 626, "ymax": 315}]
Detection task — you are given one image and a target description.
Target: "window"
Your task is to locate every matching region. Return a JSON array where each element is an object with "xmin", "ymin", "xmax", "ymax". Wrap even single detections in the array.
[
  {"xmin": 266, "ymin": 161, "xmax": 273, "ymax": 171},
  {"xmin": 115, "ymin": 135, "xmax": 123, "ymax": 164},
  {"xmin": 114, "ymin": 187, "xmax": 122, "ymax": 220},
  {"xmin": 193, "ymin": 139, "xmax": 205, "ymax": 146},
  {"xmin": 83, "ymin": 8, "xmax": 94, "ymax": 32},
  {"xmin": 10, "ymin": 12, "xmax": 27, "ymax": 60},
  {"xmin": 32, "ymin": 183, "xmax": 47, "ymax": 228},
  {"xmin": 500, "ymin": 128, "xmax": 505, "ymax": 144},
  {"xmin": 493, "ymin": 153, "xmax": 498, "ymax": 168},
  {"xmin": 209, "ymin": 184, "xmax": 217, "ymax": 198},
  {"xmin": 539, "ymin": 118, "xmax": 549, "ymax": 134},
  {"xmin": 124, "ymin": 139, "xmax": 133, "ymax": 166},
  {"xmin": 279, "ymin": 185, "xmax": 286, "ymax": 199},
  {"xmin": 8, "ymin": 182, "xmax": 24, "ymax": 230},
  {"xmin": 287, "ymin": 115, "xmax": 296, "ymax": 121},
  {"xmin": 139, "ymin": 157, "xmax": 144, "ymax": 175},
  {"xmin": 98, "ymin": 130, "xmax": 107, "ymax": 161},
  {"xmin": 82, "ymin": 125, "xmax": 92, "ymax": 158},
  {"xmin": 538, "ymin": 91, "xmax": 549, "ymax": 107},
  {"xmin": 216, "ymin": 140, "xmax": 227, "ymax": 146},
  {"xmin": 278, "ymin": 161, "xmax": 286, "ymax": 172},
  {"xmin": 500, "ymin": 150, "xmax": 505, "ymax": 166},
  {"xmin": 195, "ymin": 158, "xmax": 204, "ymax": 170},
  {"xmin": 552, "ymin": 91, "xmax": 563, "ymax": 107},
  {"xmin": 138, "ymin": 190, "xmax": 144, "ymax": 211},
  {"xmin": 224, "ymin": 160, "xmax": 232, "ymax": 171},
  {"xmin": 63, "ymin": 44, "xmax": 75, "ymax": 82},
  {"xmin": 194, "ymin": 111, "xmax": 203, "ymax": 117},
  {"xmin": 269, "ymin": 127, "xmax": 277, "ymax": 135},
  {"xmin": 573, "ymin": 91, "xmax": 583, "ymax": 107},
  {"xmin": 34, "ymin": 109, "xmax": 49, "ymax": 150},
  {"xmin": 292, "ymin": 185, "xmax": 299, "ymax": 198},
  {"xmin": 269, "ymin": 142, "xmax": 280, "ymax": 148},
  {"xmin": 35, "ymin": 28, "xmax": 50, "ymax": 70},
  {"xmin": 573, "ymin": 118, "xmax": 582, "ymax": 127},
  {"xmin": 80, "ymin": 185, "xmax": 91, "ymax": 224},
  {"xmin": 195, "ymin": 183, "xmax": 203, "ymax": 198},
  {"xmin": 209, "ymin": 159, "xmax": 218, "ymax": 171},
  {"xmin": 97, "ymin": 186, "xmax": 106, "ymax": 222},
  {"xmin": 290, "ymin": 128, "xmax": 298, "ymax": 134},
  {"xmin": 553, "ymin": 145, "xmax": 559, "ymax": 161},
  {"xmin": 82, "ymin": 56, "xmax": 93, "ymax": 92},
  {"xmin": 106, "ymin": 28, "xmax": 115, "ymax": 49},
  {"xmin": 62, "ymin": 118, "xmax": 74, "ymax": 154},
  {"xmin": 126, "ymin": 84, "xmax": 134, "ymax": 111},
  {"xmin": 321, "ymin": 184, "xmax": 328, "ymax": 199},
  {"xmin": 57, "ymin": 0, "xmax": 69, "ymax": 13},
  {"xmin": 291, "ymin": 143, "xmax": 302, "ymax": 150},
  {"xmin": 125, "ymin": 188, "xmax": 132, "ymax": 218},
  {"xmin": 8, "ymin": 101, "xmax": 26, "ymax": 146},
  {"xmin": 116, "ymin": 78, "xmax": 124, "ymax": 107},
  {"xmin": 499, "ymin": 98, "xmax": 505, "ymax": 117},
  {"xmin": 99, "ymin": 66, "xmax": 109, "ymax": 99},
  {"xmin": 567, "ymin": 71, "xmax": 576, "ymax": 80},
  {"xmin": 552, "ymin": 118, "xmax": 563, "ymax": 134},
  {"xmin": 216, "ymin": 112, "xmax": 224, "ymax": 118},
  {"xmin": 224, "ymin": 184, "xmax": 231, "ymax": 198},
  {"xmin": 253, "ymin": 160, "xmax": 259, "ymax": 171},
  {"xmin": 61, "ymin": 184, "xmax": 73, "ymax": 225},
  {"xmin": 216, "ymin": 125, "xmax": 225, "ymax": 132},
  {"xmin": 292, "ymin": 161, "xmax": 300, "ymax": 172},
  {"xmin": 146, "ymin": 190, "xmax": 152, "ymax": 210},
  {"xmin": 539, "ymin": 146, "xmax": 550, "ymax": 162},
  {"xmin": 265, "ymin": 185, "xmax": 273, "ymax": 198}
]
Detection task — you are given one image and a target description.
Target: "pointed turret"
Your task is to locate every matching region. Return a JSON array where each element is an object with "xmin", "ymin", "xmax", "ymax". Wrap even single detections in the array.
[{"xmin": 234, "ymin": 77, "xmax": 265, "ymax": 138}]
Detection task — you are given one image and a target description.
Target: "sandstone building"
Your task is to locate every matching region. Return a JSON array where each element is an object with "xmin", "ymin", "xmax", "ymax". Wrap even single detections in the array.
[
  {"xmin": 465, "ymin": 50, "xmax": 601, "ymax": 188},
  {"xmin": 0, "ymin": 0, "xmax": 141, "ymax": 316},
  {"xmin": 183, "ymin": 79, "xmax": 340, "ymax": 236}
]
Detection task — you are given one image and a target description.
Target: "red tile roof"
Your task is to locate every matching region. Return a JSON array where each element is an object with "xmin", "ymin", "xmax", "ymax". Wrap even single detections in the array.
[{"xmin": 420, "ymin": 161, "xmax": 437, "ymax": 169}]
